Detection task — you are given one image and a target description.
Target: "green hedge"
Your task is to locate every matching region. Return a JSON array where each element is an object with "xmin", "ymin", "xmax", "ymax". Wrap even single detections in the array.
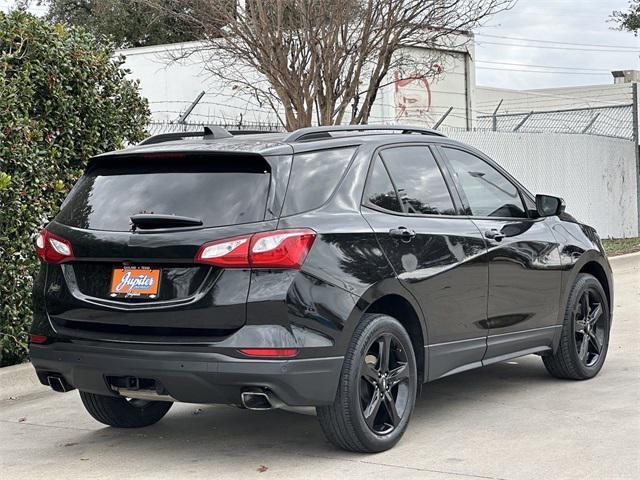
[{"xmin": 0, "ymin": 10, "xmax": 150, "ymax": 366}]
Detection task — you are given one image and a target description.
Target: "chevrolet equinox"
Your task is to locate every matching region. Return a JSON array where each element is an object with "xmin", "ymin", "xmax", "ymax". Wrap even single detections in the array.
[{"xmin": 29, "ymin": 125, "xmax": 613, "ymax": 452}]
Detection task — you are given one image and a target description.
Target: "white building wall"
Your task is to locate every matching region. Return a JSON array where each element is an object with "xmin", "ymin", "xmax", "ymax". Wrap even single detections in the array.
[
  {"xmin": 446, "ymin": 131, "xmax": 639, "ymax": 238},
  {"xmin": 118, "ymin": 42, "xmax": 281, "ymax": 125},
  {"xmin": 476, "ymin": 83, "xmax": 634, "ymax": 116},
  {"xmin": 370, "ymin": 43, "xmax": 475, "ymax": 130}
]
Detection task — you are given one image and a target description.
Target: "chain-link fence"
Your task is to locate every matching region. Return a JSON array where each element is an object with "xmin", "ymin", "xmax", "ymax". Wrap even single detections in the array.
[
  {"xmin": 447, "ymin": 131, "xmax": 638, "ymax": 238},
  {"xmin": 147, "ymin": 101, "xmax": 637, "ymax": 142},
  {"xmin": 476, "ymin": 104, "xmax": 635, "ymax": 141}
]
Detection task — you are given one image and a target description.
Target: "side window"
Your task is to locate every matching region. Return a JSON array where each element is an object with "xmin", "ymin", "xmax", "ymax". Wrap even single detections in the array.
[
  {"xmin": 364, "ymin": 155, "xmax": 403, "ymax": 213},
  {"xmin": 282, "ymin": 147, "xmax": 356, "ymax": 216},
  {"xmin": 443, "ymin": 147, "xmax": 527, "ymax": 218},
  {"xmin": 380, "ymin": 146, "xmax": 456, "ymax": 216}
]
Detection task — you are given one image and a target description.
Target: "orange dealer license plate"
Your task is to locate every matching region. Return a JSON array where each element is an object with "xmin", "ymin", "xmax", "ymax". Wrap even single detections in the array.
[{"xmin": 110, "ymin": 267, "xmax": 161, "ymax": 299}]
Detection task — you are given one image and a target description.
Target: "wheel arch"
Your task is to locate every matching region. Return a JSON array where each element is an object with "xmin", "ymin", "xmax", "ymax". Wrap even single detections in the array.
[
  {"xmin": 565, "ymin": 249, "xmax": 613, "ymax": 313},
  {"xmin": 578, "ymin": 260, "xmax": 612, "ymax": 310},
  {"xmin": 550, "ymin": 250, "xmax": 613, "ymax": 353},
  {"xmin": 353, "ymin": 281, "xmax": 427, "ymax": 384},
  {"xmin": 543, "ymin": 254, "xmax": 612, "ymax": 380},
  {"xmin": 365, "ymin": 294, "xmax": 426, "ymax": 384}
]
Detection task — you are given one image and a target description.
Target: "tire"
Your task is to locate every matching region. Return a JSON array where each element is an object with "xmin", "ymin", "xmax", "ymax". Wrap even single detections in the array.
[
  {"xmin": 543, "ymin": 273, "xmax": 610, "ymax": 380},
  {"xmin": 317, "ymin": 313, "xmax": 418, "ymax": 453},
  {"xmin": 79, "ymin": 391, "xmax": 172, "ymax": 428}
]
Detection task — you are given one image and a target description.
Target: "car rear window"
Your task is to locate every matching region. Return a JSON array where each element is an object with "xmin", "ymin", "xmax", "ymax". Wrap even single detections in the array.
[
  {"xmin": 281, "ymin": 147, "xmax": 357, "ymax": 216},
  {"xmin": 56, "ymin": 156, "xmax": 271, "ymax": 231}
]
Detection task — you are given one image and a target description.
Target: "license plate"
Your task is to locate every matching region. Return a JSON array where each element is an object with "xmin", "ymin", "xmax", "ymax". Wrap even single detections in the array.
[{"xmin": 110, "ymin": 267, "xmax": 161, "ymax": 299}]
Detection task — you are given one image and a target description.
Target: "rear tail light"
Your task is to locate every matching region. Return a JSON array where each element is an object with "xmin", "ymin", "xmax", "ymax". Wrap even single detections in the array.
[
  {"xmin": 250, "ymin": 230, "xmax": 316, "ymax": 268},
  {"xmin": 238, "ymin": 348, "xmax": 299, "ymax": 358},
  {"xmin": 195, "ymin": 229, "xmax": 316, "ymax": 269},
  {"xmin": 35, "ymin": 230, "xmax": 74, "ymax": 264},
  {"xmin": 29, "ymin": 334, "xmax": 48, "ymax": 344},
  {"xmin": 196, "ymin": 235, "xmax": 250, "ymax": 267}
]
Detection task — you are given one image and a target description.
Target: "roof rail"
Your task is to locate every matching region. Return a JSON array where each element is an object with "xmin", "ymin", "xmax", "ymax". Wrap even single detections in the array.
[
  {"xmin": 139, "ymin": 126, "xmax": 233, "ymax": 146},
  {"xmin": 284, "ymin": 124, "xmax": 447, "ymax": 143},
  {"xmin": 227, "ymin": 129, "xmax": 282, "ymax": 135}
]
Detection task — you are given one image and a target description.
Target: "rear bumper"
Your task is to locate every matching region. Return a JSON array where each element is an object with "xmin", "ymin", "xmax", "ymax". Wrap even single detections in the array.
[{"xmin": 30, "ymin": 341, "xmax": 343, "ymax": 407}]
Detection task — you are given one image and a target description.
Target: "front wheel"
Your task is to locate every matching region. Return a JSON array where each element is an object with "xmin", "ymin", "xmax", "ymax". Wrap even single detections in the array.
[
  {"xmin": 79, "ymin": 391, "xmax": 172, "ymax": 428},
  {"xmin": 317, "ymin": 313, "xmax": 417, "ymax": 453},
  {"xmin": 543, "ymin": 273, "xmax": 611, "ymax": 380}
]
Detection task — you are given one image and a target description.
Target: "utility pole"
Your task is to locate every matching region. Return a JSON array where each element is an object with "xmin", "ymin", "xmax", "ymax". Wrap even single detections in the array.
[{"xmin": 633, "ymin": 82, "xmax": 640, "ymax": 236}]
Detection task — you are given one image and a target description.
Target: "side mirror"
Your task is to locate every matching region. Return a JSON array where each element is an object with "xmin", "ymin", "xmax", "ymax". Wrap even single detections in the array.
[{"xmin": 536, "ymin": 194, "xmax": 566, "ymax": 217}]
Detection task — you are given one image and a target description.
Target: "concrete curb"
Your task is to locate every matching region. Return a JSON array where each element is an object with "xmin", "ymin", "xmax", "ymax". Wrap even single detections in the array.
[
  {"xmin": 0, "ymin": 362, "xmax": 42, "ymax": 400},
  {"xmin": 608, "ymin": 250, "xmax": 640, "ymax": 270}
]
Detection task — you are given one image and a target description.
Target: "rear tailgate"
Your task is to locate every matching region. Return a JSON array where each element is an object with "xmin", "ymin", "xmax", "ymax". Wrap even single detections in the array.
[{"xmin": 44, "ymin": 151, "xmax": 288, "ymax": 343}]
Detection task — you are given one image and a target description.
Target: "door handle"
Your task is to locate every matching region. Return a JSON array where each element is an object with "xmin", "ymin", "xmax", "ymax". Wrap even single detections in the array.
[
  {"xmin": 484, "ymin": 228, "xmax": 505, "ymax": 241},
  {"xmin": 389, "ymin": 227, "xmax": 416, "ymax": 241}
]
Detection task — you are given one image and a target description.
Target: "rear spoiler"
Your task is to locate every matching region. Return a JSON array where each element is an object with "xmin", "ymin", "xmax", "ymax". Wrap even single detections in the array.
[{"xmin": 139, "ymin": 126, "xmax": 232, "ymax": 146}]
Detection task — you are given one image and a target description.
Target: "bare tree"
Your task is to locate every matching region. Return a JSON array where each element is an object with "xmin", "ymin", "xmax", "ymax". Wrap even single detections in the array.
[{"xmin": 142, "ymin": 0, "xmax": 514, "ymax": 130}]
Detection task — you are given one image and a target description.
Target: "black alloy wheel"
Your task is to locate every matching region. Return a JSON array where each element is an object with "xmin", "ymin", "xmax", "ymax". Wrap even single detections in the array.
[
  {"xmin": 543, "ymin": 273, "xmax": 610, "ymax": 380},
  {"xmin": 317, "ymin": 313, "xmax": 417, "ymax": 453},
  {"xmin": 573, "ymin": 288, "xmax": 606, "ymax": 367},
  {"xmin": 359, "ymin": 333, "xmax": 411, "ymax": 434}
]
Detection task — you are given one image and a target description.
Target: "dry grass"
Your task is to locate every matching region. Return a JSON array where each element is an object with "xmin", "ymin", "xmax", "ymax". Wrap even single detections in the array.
[{"xmin": 602, "ymin": 237, "xmax": 640, "ymax": 257}]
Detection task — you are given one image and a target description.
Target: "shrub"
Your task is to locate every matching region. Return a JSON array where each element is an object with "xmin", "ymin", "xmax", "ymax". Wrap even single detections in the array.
[{"xmin": 0, "ymin": 10, "xmax": 150, "ymax": 366}]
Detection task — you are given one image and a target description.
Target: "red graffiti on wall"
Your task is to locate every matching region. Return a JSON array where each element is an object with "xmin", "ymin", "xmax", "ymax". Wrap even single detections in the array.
[{"xmin": 394, "ymin": 72, "xmax": 432, "ymax": 121}]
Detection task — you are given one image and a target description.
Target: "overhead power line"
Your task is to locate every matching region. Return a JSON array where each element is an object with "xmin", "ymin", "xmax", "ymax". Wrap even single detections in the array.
[
  {"xmin": 476, "ymin": 41, "xmax": 640, "ymax": 53},
  {"xmin": 476, "ymin": 66, "xmax": 611, "ymax": 75},
  {"xmin": 476, "ymin": 60, "xmax": 611, "ymax": 73},
  {"xmin": 476, "ymin": 33, "xmax": 640, "ymax": 51}
]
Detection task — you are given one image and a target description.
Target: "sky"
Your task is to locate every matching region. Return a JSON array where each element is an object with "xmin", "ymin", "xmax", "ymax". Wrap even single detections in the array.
[
  {"xmin": 2, "ymin": 0, "xmax": 639, "ymax": 91},
  {"xmin": 474, "ymin": 0, "xmax": 640, "ymax": 89}
]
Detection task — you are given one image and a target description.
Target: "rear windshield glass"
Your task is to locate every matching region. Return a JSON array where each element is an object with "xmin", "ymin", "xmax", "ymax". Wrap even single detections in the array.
[
  {"xmin": 56, "ymin": 156, "xmax": 271, "ymax": 231},
  {"xmin": 281, "ymin": 147, "xmax": 356, "ymax": 216}
]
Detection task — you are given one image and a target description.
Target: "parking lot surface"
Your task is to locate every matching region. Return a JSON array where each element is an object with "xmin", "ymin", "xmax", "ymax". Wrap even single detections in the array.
[{"xmin": 1, "ymin": 255, "xmax": 638, "ymax": 480}]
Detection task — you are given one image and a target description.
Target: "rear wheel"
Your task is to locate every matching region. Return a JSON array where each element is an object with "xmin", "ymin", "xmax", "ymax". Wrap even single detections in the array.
[
  {"xmin": 317, "ymin": 314, "xmax": 417, "ymax": 453},
  {"xmin": 543, "ymin": 273, "xmax": 610, "ymax": 380},
  {"xmin": 79, "ymin": 391, "xmax": 172, "ymax": 428}
]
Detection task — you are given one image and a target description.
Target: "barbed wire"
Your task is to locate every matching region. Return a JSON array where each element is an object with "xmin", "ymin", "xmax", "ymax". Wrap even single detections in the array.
[{"xmin": 145, "ymin": 97, "xmax": 635, "ymax": 142}]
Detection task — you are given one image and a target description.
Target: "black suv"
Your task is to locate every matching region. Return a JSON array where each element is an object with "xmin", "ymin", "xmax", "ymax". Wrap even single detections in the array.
[{"xmin": 30, "ymin": 125, "xmax": 613, "ymax": 452}]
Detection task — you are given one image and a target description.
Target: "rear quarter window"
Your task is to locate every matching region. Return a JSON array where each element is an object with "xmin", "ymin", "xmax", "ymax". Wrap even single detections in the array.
[{"xmin": 281, "ymin": 147, "xmax": 357, "ymax": 216}]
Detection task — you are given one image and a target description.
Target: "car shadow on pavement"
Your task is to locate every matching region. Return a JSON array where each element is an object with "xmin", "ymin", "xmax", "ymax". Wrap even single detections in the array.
[{"xmin": 68, "ymin": 355, "xmax": 557, "ymax": 458}]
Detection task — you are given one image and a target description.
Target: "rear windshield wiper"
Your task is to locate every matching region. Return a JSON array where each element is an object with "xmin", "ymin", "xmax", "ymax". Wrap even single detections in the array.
[{"xmin": 130, "ymin": 214, "xmax": 203, "ymax": 230}]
